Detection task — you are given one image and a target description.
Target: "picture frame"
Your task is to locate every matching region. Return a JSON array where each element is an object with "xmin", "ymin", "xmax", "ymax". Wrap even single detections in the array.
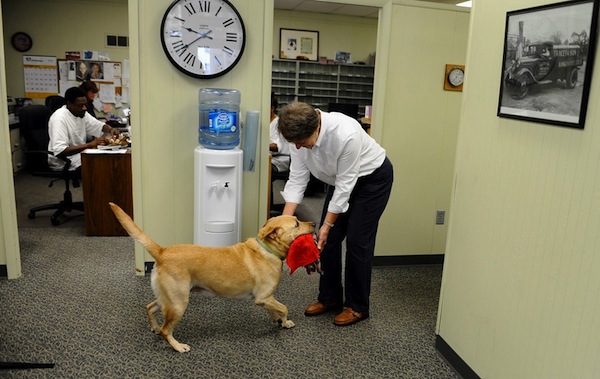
[
  {"xmin": 279, "ymin": 28, "xmax": 319, "ymax": 61},
  {"xmin": 497, "ymin": 0, "xmax": 599, "ymax": 129}
]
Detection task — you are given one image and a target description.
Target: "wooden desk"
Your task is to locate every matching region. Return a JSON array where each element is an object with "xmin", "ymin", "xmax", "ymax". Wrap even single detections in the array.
[{"xmin": 81, "ymin": 150, "xmax": 133, "ymax": 236}]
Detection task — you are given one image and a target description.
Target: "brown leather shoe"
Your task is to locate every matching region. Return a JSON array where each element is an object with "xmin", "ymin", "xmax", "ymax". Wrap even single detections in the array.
[
  {"xmin": 304, "ymin": 301, "xmax": 343, "ymax": 317},
  {"xmin": 333, "ymin": 307, "xmax": 369, "ymax": 326}
]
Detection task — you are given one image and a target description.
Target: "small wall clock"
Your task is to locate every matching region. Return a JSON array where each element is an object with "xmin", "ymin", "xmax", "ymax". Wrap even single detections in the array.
[
  {"xmin": 11, "ymin": 32, "xmax": 33, "ymax": 52},
  {"xmin": 160, "ymin": 0, "xmax": 246, "ymax": 79},
  {"xmin": 444, "ymin": 64, "xmax": 465, "ymax": 91}
]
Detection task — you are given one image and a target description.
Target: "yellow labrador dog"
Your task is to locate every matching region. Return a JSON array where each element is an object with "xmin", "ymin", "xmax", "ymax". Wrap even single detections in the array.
[{"xmin": 109, "ymin": 202, "xmax": 314, "ymax": 353}]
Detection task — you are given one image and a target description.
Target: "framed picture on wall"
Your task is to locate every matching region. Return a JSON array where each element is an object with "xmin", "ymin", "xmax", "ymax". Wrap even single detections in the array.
[
  {"xmin": 497, "ymin": 0, "xmax": 599, "ymax": 129},
  {"xmin": 279, "ymin": 28, "xmax": 319, "ymax": 61}
]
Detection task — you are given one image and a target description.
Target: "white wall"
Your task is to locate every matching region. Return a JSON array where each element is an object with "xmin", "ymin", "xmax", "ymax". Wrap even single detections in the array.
[{"xmin": 437, "ymin": 0, "xmax": 600, "ymax": 377}]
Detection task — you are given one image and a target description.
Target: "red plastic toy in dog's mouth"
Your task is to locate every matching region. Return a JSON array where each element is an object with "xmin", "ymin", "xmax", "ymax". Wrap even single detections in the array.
[{"xmin": 286, "ymin": 234, "xmax": 321, "ymax": 275}]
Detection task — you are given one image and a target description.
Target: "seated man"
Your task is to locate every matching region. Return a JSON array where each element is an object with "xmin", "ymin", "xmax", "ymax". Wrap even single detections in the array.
[
  {"xmin": 48, "ymin": 87, "xmax": 118, "ymax": 175},
  {"xmin": 269, "ymin": 93, "xmax": 291, "ymax": 213},
  {"xmin": 269, "ymin": 94, "xmax": 291, "ymax": 175}
]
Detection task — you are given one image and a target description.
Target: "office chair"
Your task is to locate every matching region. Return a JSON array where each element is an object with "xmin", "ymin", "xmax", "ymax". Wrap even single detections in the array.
[
  {"xmin": 18, "ymin": 105, "xmax": 84, "ymax": 226},
  {"xmin": 45, "ymin": 95, "xmax": 66, "ymax": 114}
]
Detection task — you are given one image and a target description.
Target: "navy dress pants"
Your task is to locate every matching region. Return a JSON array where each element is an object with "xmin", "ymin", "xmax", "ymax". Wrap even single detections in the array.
[{"xmin": 317, "ymin": 157, "xmax": 393, "ymax": 313}]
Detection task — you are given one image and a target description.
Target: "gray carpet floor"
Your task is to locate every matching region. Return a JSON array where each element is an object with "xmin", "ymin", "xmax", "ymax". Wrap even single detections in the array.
[{"xmin": 1, "ymin": 172, "xmax": 459, "ymax": 378}]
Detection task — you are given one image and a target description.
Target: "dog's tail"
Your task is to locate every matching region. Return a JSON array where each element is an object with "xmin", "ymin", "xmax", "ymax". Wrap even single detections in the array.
[{"xmin": 109, "ymin": 202, "xmax": 163, "ymax": 260}]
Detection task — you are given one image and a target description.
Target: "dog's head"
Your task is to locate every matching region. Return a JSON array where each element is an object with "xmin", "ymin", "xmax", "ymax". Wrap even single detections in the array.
[{"xmin": 257, "ymin": 215, "xmax": 315, "ymax": 258}]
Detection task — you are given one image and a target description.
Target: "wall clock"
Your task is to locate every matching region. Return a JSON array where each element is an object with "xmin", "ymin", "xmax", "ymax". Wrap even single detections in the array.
[
  {"xmin": 160, "ymin": 0, "xmax": 246, "ymax": 79},
  {"xmin": 11, "ymin": 32, "xmax": 33, "ymax": 52},
  {"xmin": 444, "ymin": 64, "xmax": 465, "ymax": 91}
]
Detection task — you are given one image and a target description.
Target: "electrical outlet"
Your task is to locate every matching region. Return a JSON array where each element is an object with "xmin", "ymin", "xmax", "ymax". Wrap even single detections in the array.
[{"xmin": 436, "ymin": 210, "xmax": 445, "ymax": 225}]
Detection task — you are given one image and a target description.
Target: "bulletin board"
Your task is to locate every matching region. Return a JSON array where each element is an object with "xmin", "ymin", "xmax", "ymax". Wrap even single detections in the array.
[{"xmin": 57, "ymin": 59, "xmax": 130, "ymax": 115}]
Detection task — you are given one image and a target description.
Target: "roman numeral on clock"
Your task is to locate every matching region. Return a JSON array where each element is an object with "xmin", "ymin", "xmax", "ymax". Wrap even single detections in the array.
[
  {"xmin": 222, "ymin": 46, "xmax": 234, "ymax": 56},
  {"xmin": 198, "ymin": 1, "xmax": 210, "ymax": 13},
  {"xmin": 226, "ymin": 33, "xmax": 237, "ymax": 42},
  {"xmin": 172, "ymin": 40, "xmax": 187, "ymax": 55},
  {"xmin": 223, "ymin": 18, "xmax": 234, "ymax": 28},
  {"xmin": 184, "ymin": 3, "xmax": 196, "ymax": 16},
  {"xmin": 183, "ymin": 53, "xmax": 196, "ymax": 66}
]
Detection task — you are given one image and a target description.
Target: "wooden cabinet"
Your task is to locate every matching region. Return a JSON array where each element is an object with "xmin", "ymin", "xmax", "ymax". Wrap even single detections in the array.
[
  {"xmin": 271, "ymin": 59, "xmax": 374, "ymax": 117},
  {"xmin": 81, "ymin": 151, "xmax": 133, "ymax": 236}
]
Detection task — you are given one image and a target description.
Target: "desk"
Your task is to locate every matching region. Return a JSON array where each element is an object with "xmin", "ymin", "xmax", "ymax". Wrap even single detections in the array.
[
  {"xmin": 9, "ymin": 119, "xmax": 23, "ymax": 173},
  {"xmin": 81, "ymin": 150, "xmax": 133, "ymax": 236}
]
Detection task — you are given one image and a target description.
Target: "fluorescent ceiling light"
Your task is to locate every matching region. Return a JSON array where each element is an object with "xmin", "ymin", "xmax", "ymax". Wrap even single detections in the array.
[{"xmin": 456, "ymin": 1, "xmax": 472, "ymax": 7}]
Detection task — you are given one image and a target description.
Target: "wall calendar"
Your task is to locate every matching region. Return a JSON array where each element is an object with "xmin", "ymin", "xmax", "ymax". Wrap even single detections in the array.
[{"xmin": 23, "ymin": 55, "xmax": 58, "ymax": 98}]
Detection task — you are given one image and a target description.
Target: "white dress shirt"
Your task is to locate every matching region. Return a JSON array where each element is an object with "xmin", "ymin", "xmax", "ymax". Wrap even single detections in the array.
[
  {"xmin": 48, "ymin": 105, "xmax": 106, "ymax": 170},
  {"xmin": 281, "ymin": 110, "xmax": 386, "ymax": 214},
  {"xmin": 270, "ymin": 116, "xmax": 292, "ymax": 172}
]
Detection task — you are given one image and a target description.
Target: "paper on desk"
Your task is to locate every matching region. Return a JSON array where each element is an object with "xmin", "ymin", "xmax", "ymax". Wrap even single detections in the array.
[{"xmin": 84, "ymin": 148, "xmax": 128, "ymax": 154}]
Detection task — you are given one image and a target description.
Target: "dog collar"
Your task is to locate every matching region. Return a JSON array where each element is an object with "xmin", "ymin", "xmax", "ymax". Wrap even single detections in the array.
[{"xmin": 256, "ymin": 238, "xmax": 284, "ymax": 260}]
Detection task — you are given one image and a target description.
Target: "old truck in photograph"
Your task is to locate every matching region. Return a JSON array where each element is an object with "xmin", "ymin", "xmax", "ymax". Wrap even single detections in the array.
[{"xmin": 504, "ymin": 41, "xmax": 583, "ymax": 99}]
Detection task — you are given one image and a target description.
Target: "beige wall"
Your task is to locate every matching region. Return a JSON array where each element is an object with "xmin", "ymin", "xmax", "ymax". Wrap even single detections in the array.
[
  {"xmin": 2, "ymin": 0, "xmax": 129, "ymax": 102},
  {"xmin": 273, "ymin": 9, "xmax": 378, "ymax": 63},
  {"xmin": 128, "ymin": 0, "xmax": 274, "ymax": 270},
  {"xmin": 0, "ymin": 1, "xmax": 21, "ymax": 277},
  {"xmin": 437, "ymin": 0, "xmax": 600, "ymax": 377},
  {"xmin": 0, "ymin": 0, "xmax": 469, "ymax": 277},
  {"xmin": 374, "ymin": 1, "xmax": 469, "ymax": 255}
]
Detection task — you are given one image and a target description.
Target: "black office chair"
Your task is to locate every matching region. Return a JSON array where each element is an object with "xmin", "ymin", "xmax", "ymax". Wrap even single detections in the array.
[
  {"xmin": 18, "ymin": 105, "xmax": 84, "ymax": 226},
  {"xmin": 45, "ymin": 95, "xmax": 66, "ymax": 114}
]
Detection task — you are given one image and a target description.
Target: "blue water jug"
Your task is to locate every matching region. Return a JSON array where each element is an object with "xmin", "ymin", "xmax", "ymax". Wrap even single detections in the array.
[{"xmin": 198, "ymin": 88, "xmax": 241, "ymax": 149}]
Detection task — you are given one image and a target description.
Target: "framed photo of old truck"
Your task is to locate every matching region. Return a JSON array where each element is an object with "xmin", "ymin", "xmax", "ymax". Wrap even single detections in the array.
[{"xmin": 497, "ymin": 0, "xmax": 599, "ymax": 129}]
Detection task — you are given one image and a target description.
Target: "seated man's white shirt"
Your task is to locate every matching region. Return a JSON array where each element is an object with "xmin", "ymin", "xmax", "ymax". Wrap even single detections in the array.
[
  {"xmin": 48, "ymin": 105, "xmax": 105, "ymax": 170},
  {"xmin": 270, "ymin": 116, "xmax": 291, "ymax": 172}
]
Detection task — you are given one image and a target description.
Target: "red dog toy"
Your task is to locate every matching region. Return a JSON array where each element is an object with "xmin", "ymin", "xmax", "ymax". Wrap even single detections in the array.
[{"xmin": 286, "ymin": 234, "xmax": 321, "ymax": 275}]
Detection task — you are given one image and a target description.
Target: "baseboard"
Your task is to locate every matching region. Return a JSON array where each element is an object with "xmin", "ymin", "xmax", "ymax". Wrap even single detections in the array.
[
  {"xmin": 435, "ymin": 335, "xmax": 480, "ymax": 379},
  {"xmin": 373, "ymin": 254, "xmax": 444, "ymax": 266},
  {"xmin": 0, "ymin": 362, "xmax": 54, "ymax": 370},
  {"xmin": 0, "ymin": 265, "xmax": 7, "ymax": 277}
]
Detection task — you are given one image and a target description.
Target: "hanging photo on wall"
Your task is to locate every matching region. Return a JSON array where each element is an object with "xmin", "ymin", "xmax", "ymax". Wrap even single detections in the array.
[
  {"xmin": 279, "ymin": 28, "xmax": 319, "ymax": 61},
  {"xmin": 497, "ymin": 0, "xmax": 599, "ymax": 129}
]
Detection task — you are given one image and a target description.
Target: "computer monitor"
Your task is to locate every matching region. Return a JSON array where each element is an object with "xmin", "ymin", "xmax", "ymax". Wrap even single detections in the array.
[{"xmin": 328, "ymin": 103, "xmax": 359, "ymax": 119}]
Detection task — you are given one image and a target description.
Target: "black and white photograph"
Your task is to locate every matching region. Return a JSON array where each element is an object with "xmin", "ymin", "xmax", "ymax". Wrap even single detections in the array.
[{"xmin": 498, "ymin": 0, "xmax": 599, "ymax": 129}]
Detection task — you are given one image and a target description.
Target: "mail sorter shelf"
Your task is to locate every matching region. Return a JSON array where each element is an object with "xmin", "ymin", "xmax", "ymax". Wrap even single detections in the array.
[{"xmin": 272, "ymin": 59, "xmax": 374, "ymax": 117}]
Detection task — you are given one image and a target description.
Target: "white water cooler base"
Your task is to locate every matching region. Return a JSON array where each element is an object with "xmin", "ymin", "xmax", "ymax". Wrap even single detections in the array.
[{"xmin": 194, "ymin": 146, "xmax": 243, "ymax": 246}]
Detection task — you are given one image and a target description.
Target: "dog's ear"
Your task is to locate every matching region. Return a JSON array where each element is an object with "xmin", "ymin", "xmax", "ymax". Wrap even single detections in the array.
[
  {"xmin": 258, "ymin": 219, "xmax": 280, "ymax": 239},
  {"xmin": 258, "ymin": 222, "xmax": 279, "ymax": 240}
]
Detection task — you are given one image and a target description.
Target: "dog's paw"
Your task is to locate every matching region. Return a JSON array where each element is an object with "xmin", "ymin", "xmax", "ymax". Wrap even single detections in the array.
[
  {"xmin": 281, "ymin": 320, "xmax": 295, "ymax": 328},
  {"xmin": 173, "ymin": 343, "xmax": 191, "ymax": 353}
]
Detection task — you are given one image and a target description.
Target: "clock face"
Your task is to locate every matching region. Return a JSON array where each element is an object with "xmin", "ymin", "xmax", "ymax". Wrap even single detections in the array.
[
  {"xmin": 11, "ymin": 32, "xmax": 33, "ymax": 52},
  {"xmin": 160, "ymin": 0, "xmax": 246, "ymax": 79},
  {"xmin": 448, "ymin": 67, "xmax": 464, "ymax": 87}
]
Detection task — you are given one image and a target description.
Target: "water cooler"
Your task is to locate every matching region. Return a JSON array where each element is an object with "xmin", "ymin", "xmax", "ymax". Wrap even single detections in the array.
[
  {"xmin": 194, "ymin": 88, "xmax": 243, "ymax": 246},
  {"xmin": 193, "ymin": 147, "xmax": 243, "ymax": 246}
]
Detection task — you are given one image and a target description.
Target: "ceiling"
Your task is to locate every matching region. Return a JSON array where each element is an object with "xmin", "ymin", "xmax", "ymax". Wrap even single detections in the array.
[{"xmin": 274, "ymin": 0, "xmax": 464, "ymax": 18}]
